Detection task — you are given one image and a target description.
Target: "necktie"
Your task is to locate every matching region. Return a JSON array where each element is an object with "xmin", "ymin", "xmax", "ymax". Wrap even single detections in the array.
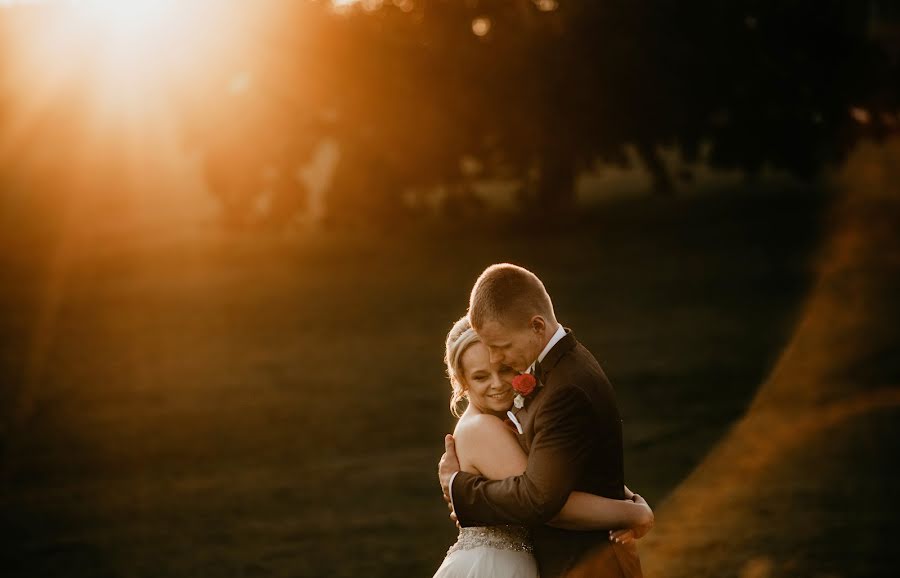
[{"xmin": 533, "ymin": 360, "xmax": 545, "ymax": 384}]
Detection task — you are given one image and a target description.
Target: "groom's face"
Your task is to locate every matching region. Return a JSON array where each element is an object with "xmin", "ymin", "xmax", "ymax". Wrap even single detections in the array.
[{"xmin": 474, "ymin": 317, "xmax": 543, "ymax": 373}]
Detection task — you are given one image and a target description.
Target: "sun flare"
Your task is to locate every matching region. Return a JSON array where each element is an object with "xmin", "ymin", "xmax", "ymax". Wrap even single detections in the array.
[
  {"xmin": 0, "ymin": 0, "xmax": 237, "ymax": 120},
  {"xmin": 73, "ymin": 0, "xmax": 177, "ymax": 41},
  {"xmin": 0, "ymin": 0, "xmax": 257, "ymax": 181}
]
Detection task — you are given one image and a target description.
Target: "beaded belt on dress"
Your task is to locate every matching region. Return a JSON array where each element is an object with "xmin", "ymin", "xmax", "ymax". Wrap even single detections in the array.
[{"xmin": 446, "ymin": 525, "xmax": 533, "ymax": 556}]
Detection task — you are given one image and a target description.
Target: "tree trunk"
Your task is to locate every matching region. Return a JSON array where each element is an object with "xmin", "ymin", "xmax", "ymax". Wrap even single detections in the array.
[{"xmin": 635, "ymin": 140, "xmax": 675, "ymax": 195}]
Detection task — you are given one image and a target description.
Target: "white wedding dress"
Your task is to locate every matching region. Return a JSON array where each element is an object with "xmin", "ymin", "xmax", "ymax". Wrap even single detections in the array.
[{"xmin": 432, "ymin": 525, "xmax": 539, "ymax": 578}]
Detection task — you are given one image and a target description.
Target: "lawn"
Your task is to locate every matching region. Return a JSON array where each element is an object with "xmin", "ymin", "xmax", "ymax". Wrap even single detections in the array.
[{"xmin": 0, "ymin": 186, "xmax": 826, "ymax": 577}]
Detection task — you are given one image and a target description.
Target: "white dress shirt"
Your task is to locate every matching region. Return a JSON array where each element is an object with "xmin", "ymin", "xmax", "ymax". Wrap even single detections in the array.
[
  {"xmin": 530, "ymin": 323, "xmax": 567, "ymax": 374},
  {"xmin": 447, "ymin": 322, "xmax": 565, "ymax": 519}
]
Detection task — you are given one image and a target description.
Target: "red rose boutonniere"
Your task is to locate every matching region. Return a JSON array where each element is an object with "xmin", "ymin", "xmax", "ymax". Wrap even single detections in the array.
[{"xmin": 512, "ymin": 373, "xmax": 538, "ymax": 409}]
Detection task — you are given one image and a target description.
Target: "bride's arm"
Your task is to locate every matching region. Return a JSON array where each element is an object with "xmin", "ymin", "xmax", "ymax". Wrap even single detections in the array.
[
  {"xmin": 546, "ymin": 491, "xmax": 652, "ymax": 531},
  {"xmin": 456, "ymin": 415, "xmax": 652, "ymax": 532}
]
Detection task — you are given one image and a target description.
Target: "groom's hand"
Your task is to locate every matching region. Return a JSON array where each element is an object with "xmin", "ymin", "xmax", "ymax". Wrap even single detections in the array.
[{"xmin": 438, "ymin": 434, "xmax": 461, "ymax": 527}]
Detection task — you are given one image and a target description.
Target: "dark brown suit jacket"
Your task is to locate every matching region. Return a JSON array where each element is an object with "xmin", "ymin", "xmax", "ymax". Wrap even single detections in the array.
[{"xmin": 452, "ymin": 329, "xmax": 635, "ymax": 578}]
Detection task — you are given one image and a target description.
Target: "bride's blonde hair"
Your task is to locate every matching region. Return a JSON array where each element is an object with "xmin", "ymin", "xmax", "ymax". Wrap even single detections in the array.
[{"xmin": 444, "ymin": 315, "xmax": 480, "ymax": 417}]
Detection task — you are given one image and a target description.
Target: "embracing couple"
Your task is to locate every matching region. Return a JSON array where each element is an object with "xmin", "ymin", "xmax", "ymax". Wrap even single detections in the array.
[{"xmin": 434, "ymin": 263, "xmax": 653, "ymax": 578}]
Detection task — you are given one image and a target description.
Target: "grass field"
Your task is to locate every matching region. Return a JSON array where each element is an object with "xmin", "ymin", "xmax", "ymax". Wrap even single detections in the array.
[
  {"xmin": 0, "ymin": 186, "xmax": 828, "ymax": 576},
  {"xmin": 641, "ymin": 146, "xmax": 900, "ymax": 578}
]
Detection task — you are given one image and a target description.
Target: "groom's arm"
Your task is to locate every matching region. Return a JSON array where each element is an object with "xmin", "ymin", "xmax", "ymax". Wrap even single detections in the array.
[{"xmin": 450, "ymin": 384, "xmax": 596, "ymax": 527}]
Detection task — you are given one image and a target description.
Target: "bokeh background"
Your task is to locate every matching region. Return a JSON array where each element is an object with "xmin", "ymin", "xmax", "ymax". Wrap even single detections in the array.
[{"xmin": 1, "ymin": 1, "xmax": 898, "ymax": 577}]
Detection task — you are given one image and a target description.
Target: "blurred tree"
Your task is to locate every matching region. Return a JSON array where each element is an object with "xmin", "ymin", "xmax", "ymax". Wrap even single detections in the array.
[{"xmin": 163, "ymin": 0, "xmax": 898, "ymax": 225}]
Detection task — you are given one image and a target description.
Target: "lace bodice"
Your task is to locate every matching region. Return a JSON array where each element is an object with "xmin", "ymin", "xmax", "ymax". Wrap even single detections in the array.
[{"xmin": 446, "ymin": 525, "xmax": 533, "ymax": 557}]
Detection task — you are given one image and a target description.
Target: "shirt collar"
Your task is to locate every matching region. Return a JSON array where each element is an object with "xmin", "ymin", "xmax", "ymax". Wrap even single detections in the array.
[{"xmin": 528, "ymin": 323, "xmax": 566, "ymax": 374}]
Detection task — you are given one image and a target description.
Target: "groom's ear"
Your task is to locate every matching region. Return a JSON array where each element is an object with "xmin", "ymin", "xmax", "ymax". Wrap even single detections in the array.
[{"xmin": 530, "ymin": 315, "xmax": 546, "ymax": 334}]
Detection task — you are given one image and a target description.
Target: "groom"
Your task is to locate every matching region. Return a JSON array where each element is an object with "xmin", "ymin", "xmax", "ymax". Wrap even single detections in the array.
[{"xmin": 438, "ymin": 263, "xmax": 646, "ymax": 578}]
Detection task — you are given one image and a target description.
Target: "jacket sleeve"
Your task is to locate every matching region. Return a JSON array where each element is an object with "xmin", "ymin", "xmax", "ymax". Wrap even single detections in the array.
[{"xmin": 451, "ymin": 384, "xmax": 596, "ymax": 527}]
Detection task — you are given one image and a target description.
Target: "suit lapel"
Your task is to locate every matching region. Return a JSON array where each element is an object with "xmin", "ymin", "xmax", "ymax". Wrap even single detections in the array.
[
  {"xmin": 539, "ymin": 327, "xmax": 577, "ymax": 381},
  {"xmin": 510, "ymin": 328, "xmax": 578, "ymax": 452}
]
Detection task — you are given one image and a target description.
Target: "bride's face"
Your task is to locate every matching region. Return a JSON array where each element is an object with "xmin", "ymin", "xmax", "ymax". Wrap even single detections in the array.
[{"xmin": 460, "ymin": 342, "xmax": 517, "ymax": 416}]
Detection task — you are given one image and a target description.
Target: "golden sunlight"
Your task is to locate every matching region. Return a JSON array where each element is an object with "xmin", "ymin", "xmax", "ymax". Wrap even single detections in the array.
[
  {"xmin": 1, "ymin": 0, "xmax": 179, "ymax": 40},
  {"xmin": 0, "ymin": 1, "xmax": 241, "ymax": 64},
  {"xmin": 0, "ymin": 0, "xmax": 253, "ymax": 128},
  {"xmin": 72, "ymin": 0, "xmax": 176, "ymax": 44},
  {"xmin": 0, "ymin": 0, "xmax": 266, "ymax": 227}
]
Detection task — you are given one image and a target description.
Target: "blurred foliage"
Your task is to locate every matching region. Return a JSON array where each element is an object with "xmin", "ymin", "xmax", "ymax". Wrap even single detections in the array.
[{"xmin": 1, "ymin": 0, "xmax": 898, "ymax": 228}]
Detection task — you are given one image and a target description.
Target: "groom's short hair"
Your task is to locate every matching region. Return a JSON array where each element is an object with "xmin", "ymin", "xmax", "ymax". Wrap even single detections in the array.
[{"xmin": 469, "ymin": 263, "xmax": 556, "ymax": 329}]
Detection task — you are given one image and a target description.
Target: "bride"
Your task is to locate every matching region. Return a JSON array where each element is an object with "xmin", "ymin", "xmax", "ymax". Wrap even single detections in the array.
[{"xmin": 433, "ymin": 316, "xmax": 653, "ymax": 578}]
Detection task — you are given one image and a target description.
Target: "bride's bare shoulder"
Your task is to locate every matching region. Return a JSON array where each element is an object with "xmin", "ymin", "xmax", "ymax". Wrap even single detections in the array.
[
  {"xmin": 454, "ymin": 412, "xmax": 512, "ymax": 446},
  {"xmin": 453, "ymin": 411, "xmax": 526, "ymax": 479}
]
